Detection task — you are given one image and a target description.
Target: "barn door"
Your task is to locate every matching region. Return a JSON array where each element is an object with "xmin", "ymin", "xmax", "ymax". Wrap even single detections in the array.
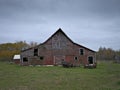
[
  {"xmin": 54, "ymin": 55, "xmax": 65, "ymax": 65},
  {"xmin": 88, "ymin": 56, "xmax": 94, "ymax": 64}
]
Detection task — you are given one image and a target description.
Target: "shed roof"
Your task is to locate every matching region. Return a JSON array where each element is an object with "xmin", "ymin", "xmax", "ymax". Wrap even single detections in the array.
[{"xmin": 13, "ymin": 55, "xmax": 20, "ymax": 59}]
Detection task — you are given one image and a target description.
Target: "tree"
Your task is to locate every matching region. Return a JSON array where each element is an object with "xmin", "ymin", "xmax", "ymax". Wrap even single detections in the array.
[
  {"xmin": 0, "ymin": 41, "xmax": 30, "ymax": 61},
  {"xmin": 97, "ymin": 47, "xmax": 116, "ymax": 61}
]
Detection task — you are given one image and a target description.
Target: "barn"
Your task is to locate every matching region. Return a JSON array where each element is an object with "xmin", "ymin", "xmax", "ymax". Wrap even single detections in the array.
[{"xmin": 20, "ymin": 28, "xmax": 96, "ymax": 68}]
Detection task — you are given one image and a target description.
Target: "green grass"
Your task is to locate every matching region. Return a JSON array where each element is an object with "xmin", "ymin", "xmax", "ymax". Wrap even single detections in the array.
[{"xmin": 0, "ymin": 62, "xmax": 120, "ymax": 90}]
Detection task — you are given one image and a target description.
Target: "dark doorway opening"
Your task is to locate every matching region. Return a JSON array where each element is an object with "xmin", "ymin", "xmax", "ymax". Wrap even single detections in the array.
[
  {"xmin": 34, "ymin": 48, "xmax": 38, "ymax": 56},
  {"xmin": 23, "ymin": 57, "xmax": 28, "ymax": 62},
  {"xmin": 88, "ymin": 56, "xmax": 93, "ymax": 64}
]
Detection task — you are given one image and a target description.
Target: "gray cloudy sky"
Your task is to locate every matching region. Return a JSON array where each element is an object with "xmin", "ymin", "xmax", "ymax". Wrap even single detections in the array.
[{"xmin": 0, "ymin": 0, "xmax": 120, "ymax": 51}]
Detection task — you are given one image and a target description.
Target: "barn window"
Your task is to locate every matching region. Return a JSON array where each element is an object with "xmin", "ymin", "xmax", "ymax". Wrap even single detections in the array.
[
  {"xmin": 34, "ymin": 48, "xmax": 38, "ymax": 56},
  {"xmin": 74, "ymin": 56, "xmax": 78, "ymax": 60},
  {"xmin": 80, "ymin": 49, "xmax": 84, "ymax": 55},
  {"xmin": 40, "ymin": 56, "xmax": 44, "ymax": 60},
  {"xmin": 23, "ymin": 57, "xmax": 28, "ymax": 62},
  {"xmin": 88, "ymin": 56, "xmax": 94, "ymax": 64}
]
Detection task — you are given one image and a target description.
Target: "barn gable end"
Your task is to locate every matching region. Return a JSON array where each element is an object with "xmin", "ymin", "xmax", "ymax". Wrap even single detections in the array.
[{"xmin": 21, "ymin": 28, "xmax": 96, "ymax": 68}]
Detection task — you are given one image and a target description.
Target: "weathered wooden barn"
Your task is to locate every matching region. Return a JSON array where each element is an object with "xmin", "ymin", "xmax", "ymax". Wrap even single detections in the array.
[{"xmin": 20, "ymin": 28, "xmax": 96, "ymax": 67}]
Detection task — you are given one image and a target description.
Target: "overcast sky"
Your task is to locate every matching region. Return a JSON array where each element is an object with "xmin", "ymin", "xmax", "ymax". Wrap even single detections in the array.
[{"xmin": 0, "ymin": 0, "xmax": 120, "ymax": 51}]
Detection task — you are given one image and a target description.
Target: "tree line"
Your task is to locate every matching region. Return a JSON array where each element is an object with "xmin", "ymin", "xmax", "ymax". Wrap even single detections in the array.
[
  {"xmin": 0, "ymin": 41, "xmax": 37, "ymax": 61},
  {"xmin": 0, "ymin": 41, "xmax": 120, "ymax": 62},
  {"xmin": 96, "ymin": 47, "xmax": 120, "ymax": 63}
]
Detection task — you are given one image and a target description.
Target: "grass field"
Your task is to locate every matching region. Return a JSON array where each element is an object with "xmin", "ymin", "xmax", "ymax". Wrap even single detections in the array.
[{"xmin": 0, "ymin": 61, "xmax": 120, "ymax": 90}]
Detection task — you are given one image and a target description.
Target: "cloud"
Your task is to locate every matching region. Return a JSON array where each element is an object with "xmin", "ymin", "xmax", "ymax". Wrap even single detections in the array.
[{"xmin": 0, "ymin": 0, "xmax": 120, "ymax": 50}]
